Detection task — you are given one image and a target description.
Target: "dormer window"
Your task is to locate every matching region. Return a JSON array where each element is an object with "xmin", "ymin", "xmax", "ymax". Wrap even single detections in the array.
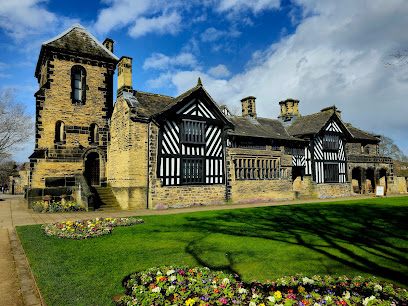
[
  {"xmin": 71, "ymin": 65, "xmax": 86, "ymax": 105},
  {"xmin": 181, "ymin": 120, "xmax": 205, "ymax": 144}
]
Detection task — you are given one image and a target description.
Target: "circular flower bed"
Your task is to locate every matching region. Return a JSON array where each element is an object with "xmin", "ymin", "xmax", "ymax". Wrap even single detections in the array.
[
  {"xmin": 41, "ymin": 217, "xmax": 144, "ymax": 239},
  {"xmin": 118, "ymin": 266, "xmax": 408, "ymax": 306}
]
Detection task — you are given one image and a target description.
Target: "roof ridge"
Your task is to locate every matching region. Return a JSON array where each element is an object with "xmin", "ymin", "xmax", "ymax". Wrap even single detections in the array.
[
  {"xmin": 135, "ymin": 90, "xmax": 174, "ymax": 99},
  {"xmin": 42, "ymin": 23, "xmax": 119, "ymax": 61}
]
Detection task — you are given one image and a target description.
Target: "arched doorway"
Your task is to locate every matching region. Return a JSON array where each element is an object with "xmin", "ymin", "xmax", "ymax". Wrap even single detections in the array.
[
  {"xmin": 351, "ymin": 168, "xmax": 362, "ymax": 193},
  {"xmin": 366, "ymin": 168, "xmax": 375, "ymax": 193},
  {"xmin": 85, "ymin": 152, "xmax": 100, "ymax": 186},
  {"xmin": 292, "ymin": 166, "xmax": 305, "ymax": 192}
]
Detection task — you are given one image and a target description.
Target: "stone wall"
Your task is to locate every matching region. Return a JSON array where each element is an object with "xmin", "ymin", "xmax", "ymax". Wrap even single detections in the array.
[
  {"xmin": 226, "ymin": 146, "xmax": 294, "ymax": 202},
  {"xmin": 30, "ymin": 160, "xmax": 82, "ymax": 188},
  {"xmin": 30, "ymin": 51, "xmax": 114, "ymax": 189},
  {"xmin": 36, "ymin": 58, "xmax": 111, "ymax": 150},
  {"xmin": 107, "ymin": 97, "xmax": 150, "ymax": 209},
  {"xmin": 317, "ymin": 182, "xmax": 352, "ymax": 197},
  {"xmin": 394, "ymin": 176, "xmax": 408, "ymax": 193}
]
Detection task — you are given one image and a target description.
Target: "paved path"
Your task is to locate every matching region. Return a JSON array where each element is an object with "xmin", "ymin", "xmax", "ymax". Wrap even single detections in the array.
[{"xmin": 1, "ymin": 193, "xmax": 407, "ymax": 305}]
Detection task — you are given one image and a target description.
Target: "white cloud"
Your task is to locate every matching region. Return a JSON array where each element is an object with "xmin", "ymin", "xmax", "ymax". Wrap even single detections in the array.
[
  {"xmin": 0, "ymin": 0, "xmax": 78, "ymax": 40},
  {"xmin": 200, "ymin": 27, "xmax": 241, "ymax": 42},
  {"xmin": 208, "ymin": 64, "xmax": 231, "ymax": 78},
  {"xmin": 128, "ymin": 11, "xmax": 182, "ymax": 38},
  {"xmin": 146, "ymin": 72, "xmax": 174, "ymax": 89},
  {"xmin": 166, "ymin": 0, "xmax": 408, "ymax": 145},
  {"xmin": 93, "ymin": 0, "xmax": 185, "ymax": 37},
  {"xmin": 216, "ymin": 0, "xmax": 281, "ymax": 14},
  {"xmin": 143, "ymin": 52, "xmax": 198, "ymax": 70}
]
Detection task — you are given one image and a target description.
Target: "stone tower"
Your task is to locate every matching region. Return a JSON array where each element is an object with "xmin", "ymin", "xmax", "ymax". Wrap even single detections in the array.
[{"xmin": 30, "ymin": 23, "xmax": 119, "ymax": 188}]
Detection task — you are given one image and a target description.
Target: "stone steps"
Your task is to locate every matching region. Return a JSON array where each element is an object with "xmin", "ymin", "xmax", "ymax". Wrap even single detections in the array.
[{"xmin": 93, "ymin": 187, "xmax": 121, "ymax": 211}]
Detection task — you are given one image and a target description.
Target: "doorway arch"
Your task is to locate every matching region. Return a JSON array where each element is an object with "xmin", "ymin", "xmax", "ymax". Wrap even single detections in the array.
[{"xmin": 85, "ymin": 152, "xmax": 100, "ymax": 186}]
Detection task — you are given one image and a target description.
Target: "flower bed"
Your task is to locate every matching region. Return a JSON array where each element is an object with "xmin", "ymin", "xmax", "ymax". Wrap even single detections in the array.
[
  {"xmin": 41, "ymin": 217, "xmax": 145, "ymax": 239},
  {"xmin": 32, "ymin": 200, "xmax": 85, "ymax": 213},
  {"xmin": 118, "ymin": 266, "xmax": 408, "ymax": 306}
]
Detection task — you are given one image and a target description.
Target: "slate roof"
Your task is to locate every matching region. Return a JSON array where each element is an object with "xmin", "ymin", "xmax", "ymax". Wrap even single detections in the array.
[
  {"xmin": 286, "ymin": 110, "xmax": 335, "ymax": 136},
  {"xmin": 228, "ymin": 116, "xmax": 303, "ymax": 141},
  {"xmin": 35, "ymin": 24, "xmax": 118, "ymax": 78},
  {"xmin": 347, "ymin": 125, "xmax": 380, "ymax": 142},
  {"xmin": 123, "ymin": 84, "xmax": 233, "ymax": 127},
  {"xmin": 42, "ymin": 23, "xmax": 118, "ymax": 61}
]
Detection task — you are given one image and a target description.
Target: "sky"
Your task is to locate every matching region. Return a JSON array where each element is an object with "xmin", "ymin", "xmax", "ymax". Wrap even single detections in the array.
[{"xmin": 0, "ymin": 0, "xmax": 407, "ymax": 163}]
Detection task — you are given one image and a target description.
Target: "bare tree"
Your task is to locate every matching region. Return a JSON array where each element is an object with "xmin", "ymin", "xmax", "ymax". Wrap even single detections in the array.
[
  {"xmin": 0, "ymin": 88, "xmax": 33, "ymax": 157},
  {"xmin": 378, "ymin": 134, "xmax": 408, "ymax": 162}
]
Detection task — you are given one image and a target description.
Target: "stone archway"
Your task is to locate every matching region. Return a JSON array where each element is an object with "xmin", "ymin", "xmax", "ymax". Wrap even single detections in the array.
[
  {"xmin": 351, "ymin": 167, "xmax": 362, "ymax": 193},
  {"xmin": 366, "ymin": 168, "xmax": 375, "ymax": 193},
  {"xmin": 85, "ymin": 152, "xmax": 100, "ymax": 186}
]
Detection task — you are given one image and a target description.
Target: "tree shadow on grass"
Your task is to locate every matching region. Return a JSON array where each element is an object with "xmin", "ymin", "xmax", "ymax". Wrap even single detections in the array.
[{"xmin": 183, "ymin": 202, "xmax": 408, "ymax": 287}]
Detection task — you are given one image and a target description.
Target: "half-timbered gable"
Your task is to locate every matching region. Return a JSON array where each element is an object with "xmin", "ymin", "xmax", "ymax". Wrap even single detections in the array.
[
  {"xmin": 153, "ymin": 86, "xmax": 233, "ymax": 187},
  {"xmin": 286, "ymin": 106, "xmax": 352, "ymax": 184}
]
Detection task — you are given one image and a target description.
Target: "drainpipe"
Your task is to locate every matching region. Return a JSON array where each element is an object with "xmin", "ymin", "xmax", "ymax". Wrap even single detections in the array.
[{"xmin": 146, "ymin": 121, "xmax": 150, "ymax": 209}]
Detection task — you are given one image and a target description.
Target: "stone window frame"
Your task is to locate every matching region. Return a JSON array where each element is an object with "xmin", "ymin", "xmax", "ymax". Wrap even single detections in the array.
[
  {"xmin": 54, "ymin": 120, "xmax": 66, "ymax": 144},
  {"xmin": 89, "ymin": 123, "xmax": 99, "ymax": 145},
  {"xmin": 71, "ymin": 65, "xmax": 87, "ymax": 105},
  {"xmin": 234, "ymin": 157, "xmax": 280, "ymax": 180}
]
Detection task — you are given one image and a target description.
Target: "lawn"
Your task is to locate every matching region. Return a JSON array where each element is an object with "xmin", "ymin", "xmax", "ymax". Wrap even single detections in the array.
[{"xmin": 17, "ymin": 196, "xmax": 408, "ymax": 305}]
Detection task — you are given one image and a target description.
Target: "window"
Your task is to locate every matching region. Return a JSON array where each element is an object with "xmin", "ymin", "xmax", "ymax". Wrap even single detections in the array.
[
  {"xmin": 181, "ymin": 120, "xmax": 205, "ymax": 144},
  {"xmin": 55, "ymin": 121, "xmax": 65, "ymax": 144},
  {"xmin": 323, "ymin": 134, "xmax": 339, "ymax": 151},
  {"xmin": 182, "ymin": 158, "xmax": 204, "ymax": 184},
  {"xmin": 324, "ymin": 163, "xmax": 339, "ymax": 183},
  {"xmin": 89, "ymin": 123, "xmax": 99, "ymax": 144},
  {"xmin": 234, "ymin": 157, "xmax": 280, "ymax": 180},
  {"xmin": 285, "ymin": 147, "xmax": 305, "ymax": 156},
  {"xmin": 71, "ymin": 65, "xmax": 86, "ymax": 104}
]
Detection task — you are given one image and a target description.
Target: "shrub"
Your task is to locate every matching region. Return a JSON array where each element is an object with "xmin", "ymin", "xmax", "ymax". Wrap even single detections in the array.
[{"xmin": 32, "ymin": 200, "xmax": 85, "ymax": 213}]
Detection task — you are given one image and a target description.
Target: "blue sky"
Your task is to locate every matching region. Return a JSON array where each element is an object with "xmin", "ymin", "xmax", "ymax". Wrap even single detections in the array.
[{"xmin": 0, "ymin": 0, "xmax": 407, "ymax": 162}]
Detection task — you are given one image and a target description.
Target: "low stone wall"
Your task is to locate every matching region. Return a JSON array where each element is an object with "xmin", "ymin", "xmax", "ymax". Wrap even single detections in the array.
[
  {"xmin": 230, "ymin": 179, "xmax": 293, "ymax": 202},
  {"xmin": 149, "ymin": 183, "xmax": 226, "ymax": 209},
  {"xmin": 394, "ymin": 176, "xmax": 408, "ymax": 193},
  {"xmin": 26, "ymin": 187, "xmax": 74, "ymax": 208},
  {"xmin": 111, "ymin": 186, "xmax": 147, "ymax": 210},
  {"xmin": 316, "ymin": 182, "xmax": 352, "ymax": 197}
]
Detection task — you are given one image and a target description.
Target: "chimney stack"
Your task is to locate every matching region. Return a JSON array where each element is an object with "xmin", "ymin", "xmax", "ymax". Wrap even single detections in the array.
[
  {"xmin": 241, "ymin": 96, "xmax": 257, "ymax": 119},
  {"xmin": 103, "ymin": 38, "xmax": 114, "ymax": 53},
  {"xmin": 278, "ymin": 99, "xmax": 300, "ymax": 126},
  {"xmin": 117, "ymin": 56, "xmax": 133, "ymax": 95}
]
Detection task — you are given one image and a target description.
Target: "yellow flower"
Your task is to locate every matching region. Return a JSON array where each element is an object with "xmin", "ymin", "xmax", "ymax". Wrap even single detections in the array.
[
  {"xmin": 186, "ymin": 298, "xmax": 195, "ymax": 306},
  {"xmin": 298, "ymin": 286, "xmax": 305, "ymax": 293},
  {"xmin": 274, "ymin": 291, "xmax": 282, "ymax": 299},
  {"xmin": 259, "ymin": 304, "xmax": 266, "ymax": 306}
]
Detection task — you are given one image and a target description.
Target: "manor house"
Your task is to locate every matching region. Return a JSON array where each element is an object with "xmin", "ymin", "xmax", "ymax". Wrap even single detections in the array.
[{"xmin": 26, "ymin": 24, "xmax": 397, "ymax": 209}]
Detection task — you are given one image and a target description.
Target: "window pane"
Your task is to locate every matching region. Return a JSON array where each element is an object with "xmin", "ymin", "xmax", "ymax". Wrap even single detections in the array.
[{"xmin": 74, "ymin": 89, "xmax": 81, "ymax": 100}]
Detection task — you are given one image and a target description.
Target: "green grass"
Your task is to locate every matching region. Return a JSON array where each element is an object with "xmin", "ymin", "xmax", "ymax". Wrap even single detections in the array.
[{"xmin": 17, "ymin": 196, "xmax": 408, "ymax": 305}]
